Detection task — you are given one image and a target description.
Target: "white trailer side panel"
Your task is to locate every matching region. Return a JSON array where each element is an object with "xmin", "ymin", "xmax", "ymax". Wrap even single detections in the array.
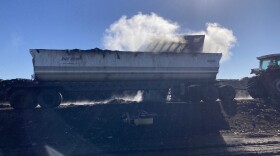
[{"xmin": 30, "ymin": 49, "xmax": 222, "ymax": 82}]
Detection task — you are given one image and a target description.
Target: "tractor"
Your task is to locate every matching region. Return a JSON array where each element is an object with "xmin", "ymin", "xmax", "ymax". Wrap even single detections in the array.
[{"xmin": 248, "ymin": 54, "xmax": 280, "ymax": 106}]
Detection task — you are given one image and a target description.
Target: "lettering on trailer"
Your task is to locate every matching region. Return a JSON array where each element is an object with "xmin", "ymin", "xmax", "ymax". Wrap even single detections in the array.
[{"xmin": 61, "ymin": 55, "xmax": 83, "ymax": 64}]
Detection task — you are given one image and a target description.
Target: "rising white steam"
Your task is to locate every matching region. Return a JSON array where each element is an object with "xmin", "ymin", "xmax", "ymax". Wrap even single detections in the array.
[
  {"xmin": 103, "ymin": 12, "xmax": 237, "ymax": 62},
  {"xmin": 191, "ymin": 23, "xmax": 237, "ymax": 62},
  {"xmin": 103, "ymin": 12, "xmax": 180, "ymax": 52}
]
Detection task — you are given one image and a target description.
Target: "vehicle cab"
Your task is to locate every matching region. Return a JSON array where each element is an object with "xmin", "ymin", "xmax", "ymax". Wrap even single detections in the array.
[{"xmin": 251, "ymin": 54, "xmax": 280, "ymax": 75}]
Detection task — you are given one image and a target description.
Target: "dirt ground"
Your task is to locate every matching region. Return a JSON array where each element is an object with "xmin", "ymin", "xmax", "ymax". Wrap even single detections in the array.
[{"xmin": 0, "ymin": 98, "xmax": 280, "ymax": 156}]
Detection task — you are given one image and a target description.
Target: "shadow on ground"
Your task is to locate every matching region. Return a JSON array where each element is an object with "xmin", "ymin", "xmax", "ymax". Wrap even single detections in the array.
[{"xmin": 0, "ymin": 102, "xmax": 231, "ymax": 156}]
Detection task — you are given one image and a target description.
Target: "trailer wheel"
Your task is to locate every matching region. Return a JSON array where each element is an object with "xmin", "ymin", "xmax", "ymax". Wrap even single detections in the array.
[
  {"xmin": 202, "ymin": 85, "xmax": 219, "ymax": 103},
  {"xmin": 9, "ymin": 90, "xmax": 38, "ymax": 109},
  {"xmin": 38, "ymin": 90, "xmax": 62, "ymax": 108},
  {"xmin": 219, "ymin": 85, "xmax": 236, "ymax": 101}
]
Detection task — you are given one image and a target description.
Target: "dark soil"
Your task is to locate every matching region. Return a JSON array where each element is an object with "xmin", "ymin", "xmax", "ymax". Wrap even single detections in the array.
[{"xmin": 222, "ymin": 99, "xmax": 280, "ymax": 136}]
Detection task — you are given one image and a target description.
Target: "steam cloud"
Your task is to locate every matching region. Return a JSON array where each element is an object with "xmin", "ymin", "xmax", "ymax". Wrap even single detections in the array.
[
  {"xmin": 103, "ymin": 12, "xmax": 237, "ymax": 62},
  {"xmin": 191, "ymin": 23, "xmax": 237, "ymax": 62},
  {"xmin": 103, "ymin": 13, "xmax": 180, "ymax": 52}
]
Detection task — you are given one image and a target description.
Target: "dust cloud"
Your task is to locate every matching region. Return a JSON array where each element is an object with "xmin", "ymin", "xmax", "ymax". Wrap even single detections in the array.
[
  {"xmin": 103, "ymin": 12, "xmax": 237, "ymax": 62},
  {"xmin": 61, "ymin": 91, "xmax": 143, "ymax": 106},
  {"xmin": 112, "ymin": 90, "xmax": 143, "ymax": 102},
  {"xmin": 235, "ymin": 90, "xmax": 253, "ymax": 100}
]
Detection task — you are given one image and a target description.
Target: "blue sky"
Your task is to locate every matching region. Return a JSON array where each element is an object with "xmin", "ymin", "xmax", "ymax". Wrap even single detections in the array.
[{"xmin": 0, "ymin": 0, "xmax": 280, "ymax": 79}]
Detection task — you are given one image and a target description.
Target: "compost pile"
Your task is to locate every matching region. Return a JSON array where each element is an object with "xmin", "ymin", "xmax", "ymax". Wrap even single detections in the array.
[{"xmin": 223, "ymin": 99, "xmax": 280, "ymax": 136}]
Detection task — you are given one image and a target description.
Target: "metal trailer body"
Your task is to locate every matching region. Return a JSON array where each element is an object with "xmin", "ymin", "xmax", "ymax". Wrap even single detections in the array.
[
  {"xmin": 30, "ymin": 49, "xmax": 221, "ymax": 82},
  {"xmin": 0, "ymin": 36, "xmax": 237, "ymax": 109},
  {"xmin": 0, "ymin": 49, "xmax": 237, "ymax": 109}
]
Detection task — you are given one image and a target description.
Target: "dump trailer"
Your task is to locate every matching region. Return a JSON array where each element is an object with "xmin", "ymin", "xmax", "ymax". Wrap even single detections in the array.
[{"xmin": 0, "ymin": 36, "xmax": 236, "ymax": 109}]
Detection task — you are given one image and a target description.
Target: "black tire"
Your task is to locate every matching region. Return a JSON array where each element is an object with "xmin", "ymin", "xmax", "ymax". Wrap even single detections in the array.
[
  {"xmin": 202, "ymin": 85, "xmax": 219, "ymax": 103},
  {"xmin": 267, "ymin": 79, "xmax": 280, "ymax": 110},
  {"xmin": 38, "ymin": 90, "xmax": 62, "ymax": 108},
  {"xmin": 9, "ymin": 89, "xmax": 38, "ymax": 109},
  {"xmin": 219, "ymin": 85, "xmax": 236, "ymax": 101},
  {"xmin": 247, "ymin": 76, "xmax": 266, "ymax": 98},
  {"xmin": 272, "ymin": 78, "xmax": 280, "ymax": 95}
]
